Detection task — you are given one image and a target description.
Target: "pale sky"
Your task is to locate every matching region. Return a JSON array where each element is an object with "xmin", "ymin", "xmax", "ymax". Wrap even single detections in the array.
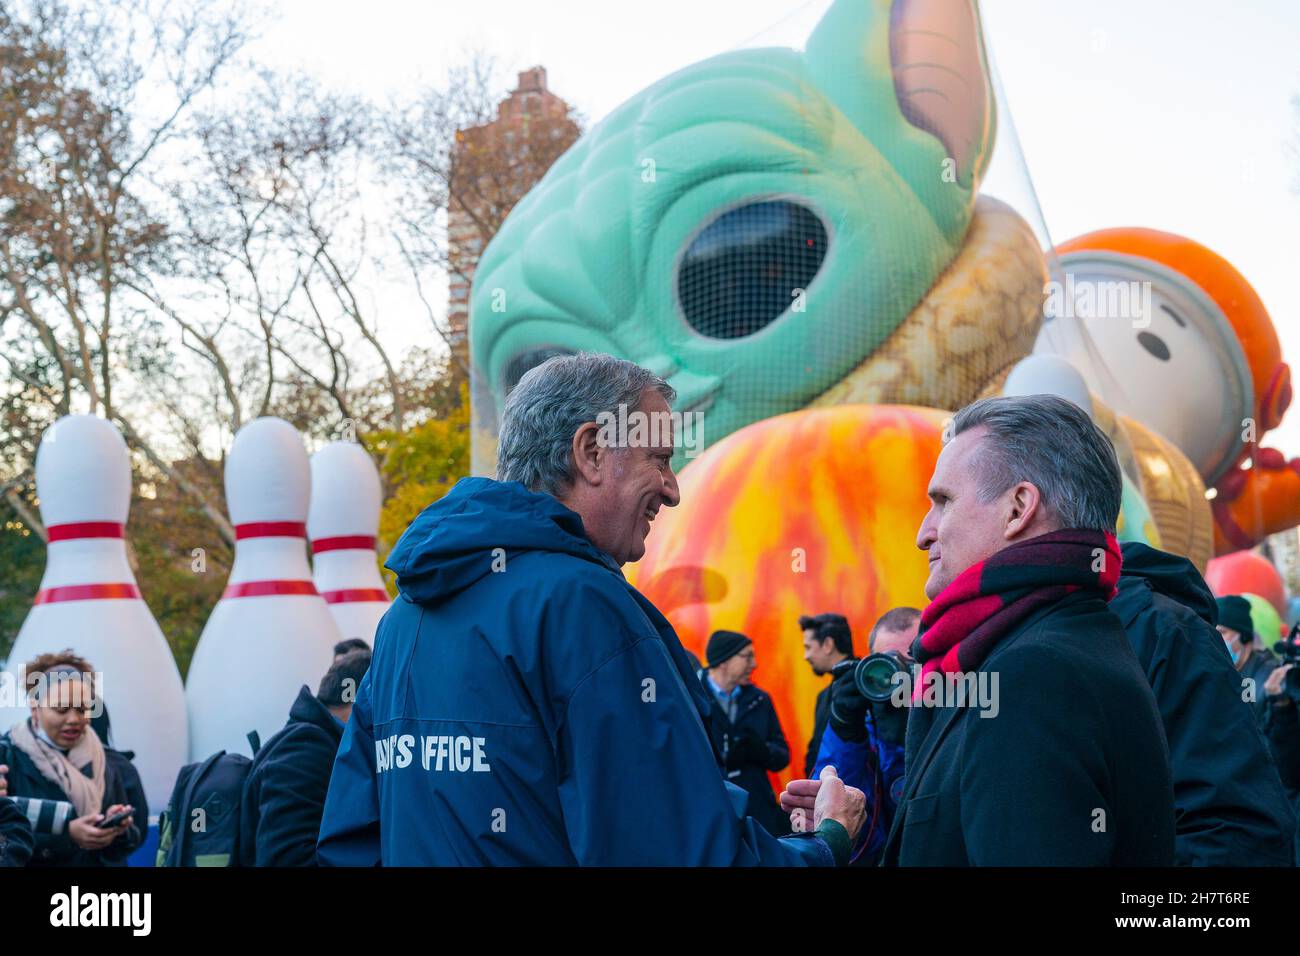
[{"xmin": 247, "ymin": 0, "xmax": 1300, "ymax": 456}]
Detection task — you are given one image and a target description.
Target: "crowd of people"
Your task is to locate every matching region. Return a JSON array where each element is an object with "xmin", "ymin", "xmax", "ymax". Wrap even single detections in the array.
[{"xmin": 2, "ymin": 350, "xmax": 1299, "ymax": 867}]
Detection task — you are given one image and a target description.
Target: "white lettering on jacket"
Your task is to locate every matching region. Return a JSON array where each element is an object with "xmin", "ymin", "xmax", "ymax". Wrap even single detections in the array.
[{"xmin": 376, "ymin": 735, "xmax": 491, "ymax": 775}]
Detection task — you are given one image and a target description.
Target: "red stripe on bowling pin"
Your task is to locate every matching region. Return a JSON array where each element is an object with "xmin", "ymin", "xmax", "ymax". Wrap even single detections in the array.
[
  {"xmin": 235, "ymin": 522, "xmax": 307, "ymax": 539},
  {"xmin": 321, "ymin": 588, "xmax": 389, "ymax": 604},
  {"xmin": 46, "ymin": 522, "xmax": 125, "ymax": 541},
  {"xmin": 311, "ymin": 535, "xmax": 377, "ymax": 553},
  {"xmin": 35, "ymin": 583, "xmax": 142, "ymax": 604},
  {"xmin": 222, "ymin": 580, "xmax": 318, "ymax": 599}
]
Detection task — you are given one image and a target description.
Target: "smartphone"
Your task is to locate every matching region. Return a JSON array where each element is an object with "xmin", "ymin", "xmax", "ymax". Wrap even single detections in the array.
[{"xmin": 95, "ymin": 808, "xmax": 133, "ymax": 829}]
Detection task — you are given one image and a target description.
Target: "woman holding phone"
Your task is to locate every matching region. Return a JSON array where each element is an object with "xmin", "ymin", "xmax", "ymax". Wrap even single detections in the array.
[{"xmin": 0, "ymin": 651, "xmax": 142, "ymax": 866}]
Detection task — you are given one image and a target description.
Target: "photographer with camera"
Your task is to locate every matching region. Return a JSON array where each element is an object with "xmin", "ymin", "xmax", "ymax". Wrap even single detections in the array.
[
  {"xmin": 1258, "ymin": 622, "xmax": 1300, "ymax": 863},
  {"xmin": 787, "ymin": 608, "xmax": 918, "ymax": 864}
]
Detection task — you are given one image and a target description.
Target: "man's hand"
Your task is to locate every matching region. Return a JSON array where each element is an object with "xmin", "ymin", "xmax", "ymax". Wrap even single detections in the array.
[
  {"xmin": 780, "ymin": 776, "xmax": 821, "ymax": 832},
  {"xmin": 813, "ymin": 766, "xmax": 865, "ymax": 841},
  {"xmin": 0, "ymin": 763, "xmax": 8, "ymax": 797},
  {"xmin": 1265, "ymin": 664, "xmax": 1294, "ymax": 702}
]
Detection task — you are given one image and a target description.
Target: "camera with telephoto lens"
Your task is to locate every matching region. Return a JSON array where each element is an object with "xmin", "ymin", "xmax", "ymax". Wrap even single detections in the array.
[
  {"xmin": 852, "ymin": 651, "xmax": 913, "ymax": 703},
  {"xmin": 1274, "ymin": 624, "xmax": 1300, "ymax": 702}
]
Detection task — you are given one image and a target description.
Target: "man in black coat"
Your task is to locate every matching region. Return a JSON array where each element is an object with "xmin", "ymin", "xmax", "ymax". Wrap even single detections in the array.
[
  {"xmin": 1112, "ymin": 542, "xmax": 1294, "ymax": 865},
  {"xmin": 699, "ymin": 630, "xmax": 792, "ymax": 837},
  {"xmin": 798, "ymin": 612, "xmax": 855, "ymax": 777},
  {"xmin": 877, "ymin": 396, "xmax": 1174, "ymax": 866},
  {"xmin": 239, "ymin": 647, "xmax": 371, "ymax": 866}
]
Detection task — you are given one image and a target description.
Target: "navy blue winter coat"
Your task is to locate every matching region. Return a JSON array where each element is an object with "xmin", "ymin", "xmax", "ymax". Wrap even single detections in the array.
[{"xmin": 316, "ymin": 478, "xmax": 839, "ymax": 866}]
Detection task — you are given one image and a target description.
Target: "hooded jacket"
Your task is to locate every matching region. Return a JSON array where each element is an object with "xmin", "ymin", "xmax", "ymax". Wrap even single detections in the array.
[
  {"xmin": 316, "ymin": 478, "xmax": 838, "ymax": 866},
  {"xmin": 1111, "ymin": 542, "xmax": 1294, "ymax": 866},
  {"xmin": 239, "ymin": 685, "xmax": 345, "ymax": 866}
]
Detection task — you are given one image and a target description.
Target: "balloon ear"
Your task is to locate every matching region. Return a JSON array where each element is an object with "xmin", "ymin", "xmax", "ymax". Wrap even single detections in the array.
[
  {"xmin": 889, "ymin": 0, "xmax": 995, "ymax": 188},
  {"xmin": 1260, "ymin": 361, "xmax": 1291, "ymax": 433}
]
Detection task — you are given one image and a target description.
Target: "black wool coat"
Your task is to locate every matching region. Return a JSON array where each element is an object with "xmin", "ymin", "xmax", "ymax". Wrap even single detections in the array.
[
  {"xmin": 698, "ymin": 673, "xmax": 792, "ymax": 837},
  {"xmin": 881, "ymin": 591, "xmax": 1175, "ymax": 866}
]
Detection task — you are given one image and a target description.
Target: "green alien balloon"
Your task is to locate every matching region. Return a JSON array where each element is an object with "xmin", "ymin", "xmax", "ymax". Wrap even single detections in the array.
[{"xmin": 470, "ymin": 0, "xmax": 998, "ymax": 472}]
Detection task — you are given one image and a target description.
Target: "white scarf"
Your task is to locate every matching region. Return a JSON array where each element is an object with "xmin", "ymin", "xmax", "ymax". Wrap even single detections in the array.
[{"xmin": 9, "ymin": 717, "xmax": 107, "ymax": 818}]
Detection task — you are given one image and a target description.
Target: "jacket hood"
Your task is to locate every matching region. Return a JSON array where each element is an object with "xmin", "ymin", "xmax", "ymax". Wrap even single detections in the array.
[
  {"xmin": 289, "ymin": 684, "xmax": 342, "ymax": 739},
  {"xmin": 385, "ymin": 477, "xmax": 619, "ymax": 605},
  {"xmin": 1119, "ymin": 541, "xmax": 1218, "ymax": 626}
]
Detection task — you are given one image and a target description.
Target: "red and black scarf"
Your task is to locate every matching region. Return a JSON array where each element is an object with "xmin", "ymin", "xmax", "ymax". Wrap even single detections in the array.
[{"xmin": 913, "ymin": 529, "xmax": 1122, "ymax": 689}]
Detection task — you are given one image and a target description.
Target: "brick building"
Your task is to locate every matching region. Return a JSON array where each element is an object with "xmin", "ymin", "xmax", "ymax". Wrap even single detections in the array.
[{"xmin": 447, "ymin": 66, "xmax": 578, "ymax": 367}]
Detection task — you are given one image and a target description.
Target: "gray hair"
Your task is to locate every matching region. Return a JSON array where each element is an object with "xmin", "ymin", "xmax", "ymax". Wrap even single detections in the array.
[
  {"xmin": 950, "ymin": 394, "xmax": 1121, "ymax": 532},
  {"xmin": 496, "ymin": 352, "xmax": 675, "ymax": 495}
]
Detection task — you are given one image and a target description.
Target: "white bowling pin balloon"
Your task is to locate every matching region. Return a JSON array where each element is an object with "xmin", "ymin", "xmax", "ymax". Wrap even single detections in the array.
[
  {"xmin": 185, "ymin": 418, "xmax": 341, "ymax": 760},
  {"xmin": 308, "ymin": 442, "xmax": 390, "ymax": 647},
  {"xmin": 0, "ymin": 415, "xmax": 188, "ymax": 811}
]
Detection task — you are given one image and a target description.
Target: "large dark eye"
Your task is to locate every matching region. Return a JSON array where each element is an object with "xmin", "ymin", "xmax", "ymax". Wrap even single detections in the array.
[
  {"xmin": 502, "ymin": 346, "xmax": 576, "ymax": 393},
  {"xmin": 677, "ymin": 200, "xmax": 828, "ymax": 339},
  {"xmin": 1137, "ymin": 331, "xmax": 1170, "ymax": 362}
]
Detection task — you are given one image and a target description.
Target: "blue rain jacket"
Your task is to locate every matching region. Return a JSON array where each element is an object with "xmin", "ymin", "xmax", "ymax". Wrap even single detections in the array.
[{"xmin": 317, "ymin": 477, "xmax": 836, "ymax": 866}]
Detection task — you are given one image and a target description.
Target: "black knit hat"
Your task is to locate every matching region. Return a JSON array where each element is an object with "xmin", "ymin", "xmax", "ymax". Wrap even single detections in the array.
[
  {"xmin": 706, "ymin": 630, "xmax": 752, "ymax": 669},
  {"xmin": 1216, "ymin": 595, "xmax": 1255, "ymax": 642}
]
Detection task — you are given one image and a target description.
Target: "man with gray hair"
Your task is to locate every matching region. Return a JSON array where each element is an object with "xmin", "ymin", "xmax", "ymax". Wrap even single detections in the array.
[
  {"xmin": 318, "ymin": 351, "xmax": 864, "ymax": 866},
  {"xmin": 781, "ymin": 394, "xmax": 1175, "ymax": 865}
]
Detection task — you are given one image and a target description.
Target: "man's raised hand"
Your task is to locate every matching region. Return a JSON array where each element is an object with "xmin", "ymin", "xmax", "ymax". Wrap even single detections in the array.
[{"xmin": 812, "ymin": 765, "xmax": 865, "ymax": 841}]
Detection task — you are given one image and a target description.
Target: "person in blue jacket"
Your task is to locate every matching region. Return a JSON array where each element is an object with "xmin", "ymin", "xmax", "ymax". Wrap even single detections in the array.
[
  {"xmin": 317, "ymin": 352, "xmax": 865, "ymax": 866},
  {"xmin": 806, "ymin": 608, "xmax": 917, "ymax": 865}
]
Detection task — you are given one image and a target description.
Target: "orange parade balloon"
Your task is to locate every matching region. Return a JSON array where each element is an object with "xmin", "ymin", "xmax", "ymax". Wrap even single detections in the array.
[{"xmin": 629, "ymin": 404, "xmax": 947, "ymax": 789}]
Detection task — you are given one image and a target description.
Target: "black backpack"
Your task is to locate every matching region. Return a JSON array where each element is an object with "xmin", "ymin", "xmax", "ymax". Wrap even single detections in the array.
[{"xmin": 156, "ymin": 731, "xmax": 260, "ymax": 867}]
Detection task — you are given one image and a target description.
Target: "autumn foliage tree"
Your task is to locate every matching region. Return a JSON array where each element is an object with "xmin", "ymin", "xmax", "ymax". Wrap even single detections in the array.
[{"xmin": 0, "ymin": 5, "xmax": 581, "ymax": 664}]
